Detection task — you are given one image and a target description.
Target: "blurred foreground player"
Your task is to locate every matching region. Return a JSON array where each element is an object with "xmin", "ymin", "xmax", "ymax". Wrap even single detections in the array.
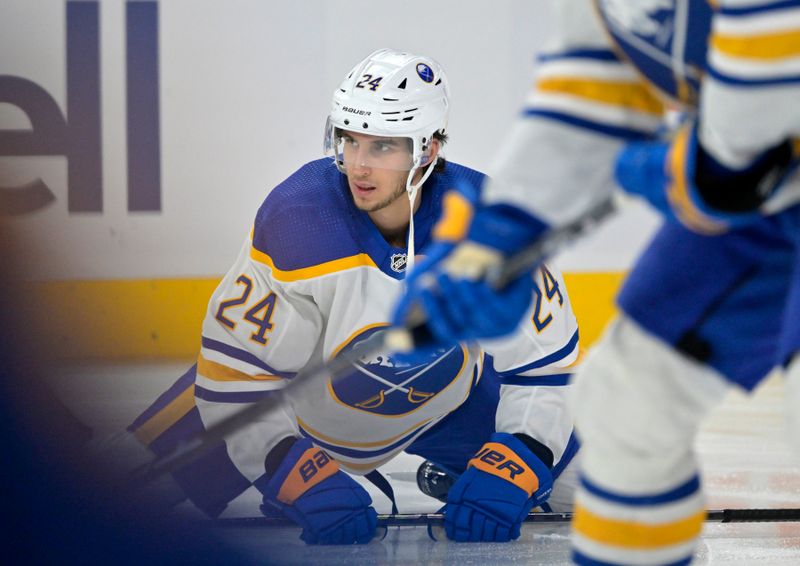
[
  {"xmin": 127, "ymin": 49, "xmax": 583, "ymax": 544},
  {"xmin": 0, "ymin": 220, "xmax": 247, "ymax": 564},
  {"xmin": 392, "ymin": 2, "xmax": 800, "ymax": 564}
]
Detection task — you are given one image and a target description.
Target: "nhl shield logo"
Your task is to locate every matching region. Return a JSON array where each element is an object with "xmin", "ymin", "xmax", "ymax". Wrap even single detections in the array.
[{"xmin": 390, "ymin": 253, "xmax": 407, "ymax": 273}]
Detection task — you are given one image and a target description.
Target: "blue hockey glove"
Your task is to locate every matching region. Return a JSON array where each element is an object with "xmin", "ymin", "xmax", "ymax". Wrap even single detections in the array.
[
  {"xmin": 391, "ymin": 180, "xmax": 549, "ymax": 352},
  {"xmin": 444, "ymin": 432, "xmax": 553, "ymax": 542},
  {"xmin": 616, "ymin": 122, "xmax": 798, "ymax": 234},
  {"xmin": 261, "ymin": 437, "xmax": 377, "ymax": 545}
]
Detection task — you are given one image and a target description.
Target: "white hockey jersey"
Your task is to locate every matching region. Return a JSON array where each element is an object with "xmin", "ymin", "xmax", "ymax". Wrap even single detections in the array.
[
  {"xmin": 194, "ymin": 157, "xmax": 579, "ymax": 479},
  {"xmin": 485, "ymin": 0, "xmax": 800, "ymax": 223}
]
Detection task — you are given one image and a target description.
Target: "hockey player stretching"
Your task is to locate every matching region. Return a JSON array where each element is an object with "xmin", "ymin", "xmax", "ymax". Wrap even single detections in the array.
[
  {"xmin": 393, "ymin": 1, "xmax": 800, "ymax": 564},
  {"xmin": 128, "ymin": 49, "xmax": 582, "ymax": 544}
]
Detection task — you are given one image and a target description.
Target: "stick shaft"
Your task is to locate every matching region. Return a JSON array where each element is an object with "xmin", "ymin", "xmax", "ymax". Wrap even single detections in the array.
[
  {"xmin": 708, "ymin": 508, "xmax": 800, "ymax": 523},
  {"xmin": 490, "ymin": 196, "xmax": 618, "ymax": 289},
  {"xmin": 216, "ymin": 508, "xmax": 800, "ymax": 528}
]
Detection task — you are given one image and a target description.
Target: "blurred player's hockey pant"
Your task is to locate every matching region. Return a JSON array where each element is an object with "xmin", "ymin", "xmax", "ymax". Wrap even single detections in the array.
[
  {"xmin": 784, "ymin": 247, "xmax": 800, "ymax": 455},
  {"xmin": 570, "ymin": 211, "xmax": 800, "ymax": 565},
  {"xmin": 570, "ymin": 317, "xmax": 728, "ymax": 565},
  {"xmin": 787, "ymin": 355, "xmax": 800, "ymax": 455}
]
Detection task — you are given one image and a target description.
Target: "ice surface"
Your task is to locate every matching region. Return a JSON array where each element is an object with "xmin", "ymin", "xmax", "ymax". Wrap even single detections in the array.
[{"xmin": 50, "ymin": 363, "xmax": 800, "ymax": 565}]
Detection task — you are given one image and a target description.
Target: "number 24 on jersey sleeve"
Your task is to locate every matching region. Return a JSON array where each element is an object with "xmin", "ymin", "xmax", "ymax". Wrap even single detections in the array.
[{"xmin": 214, "ymin": 274, "xmax": 279, "ymax": 346}]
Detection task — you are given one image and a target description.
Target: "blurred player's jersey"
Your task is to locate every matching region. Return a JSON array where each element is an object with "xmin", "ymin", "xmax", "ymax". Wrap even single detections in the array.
[
  {"xmin": 485, "ymin": 0, "xmax": 800, "ymax": 221},
  {"xmin": 133, "ymin": 158, "xmax": 580, "ymax": 493},
  {"xmin": 596, "ymin": 0, "xmax": 712, "ymax": 106}
]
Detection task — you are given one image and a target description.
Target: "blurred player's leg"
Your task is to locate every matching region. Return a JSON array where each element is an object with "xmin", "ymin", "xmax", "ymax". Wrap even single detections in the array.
[
  {"xmin": 571, "ymin": 317, "xmax": 729, "ymax": 565},
  {"xmin": 780, "ymin": 209, "xmax": 800, "ymax": 454},
  {"xmin": 786, "ymin": 356, "xmax": 800, "ymax": 454},
  {"xmin": 571, "ymin": 217, "xmax": 795, "ymax": 565}
]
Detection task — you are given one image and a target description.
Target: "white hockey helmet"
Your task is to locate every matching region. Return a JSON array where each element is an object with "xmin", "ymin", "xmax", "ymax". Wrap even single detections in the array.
[{"xmin": 324, "ymin": 48, "xmax": 450, "ymax": 174}]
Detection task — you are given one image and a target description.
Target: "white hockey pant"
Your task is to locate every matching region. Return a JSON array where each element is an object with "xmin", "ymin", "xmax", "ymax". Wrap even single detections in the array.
[{"xmin": 571, "ymin": 316, "xmax": 731, "ymax": 494}]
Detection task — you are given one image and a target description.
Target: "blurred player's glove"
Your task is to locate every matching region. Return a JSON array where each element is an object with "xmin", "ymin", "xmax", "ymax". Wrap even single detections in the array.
[
  {"xmin": 444, "ymin": 432, "xmax": 553, "ymax": 542},
  {"xmin": 391, "ymin": 181, "xmax": 547, "ymax": 350},
  {"xmin": 616, "ymin": 122, "xmax": 798, "ymax": 234},
  {"xmin": 261, "ymin": 437, "xmax": 377, "ymax": 545}
]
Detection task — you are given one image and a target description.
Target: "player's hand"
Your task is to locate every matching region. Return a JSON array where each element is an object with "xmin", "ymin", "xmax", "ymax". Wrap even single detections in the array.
[
  {"xmin": 444, "ymin": 432, "xmax": 553, "ymax": 542},
  {"xmin": 391, "ymin": 180, "xmax": 548, "ymax": 350},
  {"xmin": 616, "ymin": 122, "xmax": 798, "ymax": 234},
  {"xmin": 261, "ymin": 437, "xmax": 377, "ymax": 545}
]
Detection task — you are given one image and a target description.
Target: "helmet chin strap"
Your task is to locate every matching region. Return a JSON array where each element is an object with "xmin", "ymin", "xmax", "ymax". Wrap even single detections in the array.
[{"xmin": 404, "ymin": 155, "xmax": 438, "ymax": 275}]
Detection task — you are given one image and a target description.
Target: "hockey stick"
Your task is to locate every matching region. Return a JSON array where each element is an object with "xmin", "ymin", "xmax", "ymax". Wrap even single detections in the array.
[
  {"xmin": 127, "ymin": 196, "xmax": 620, "ymax": 490},
  {"xmin": 215, "ymin": 507, "xmax": 800, "ymax": 528}
]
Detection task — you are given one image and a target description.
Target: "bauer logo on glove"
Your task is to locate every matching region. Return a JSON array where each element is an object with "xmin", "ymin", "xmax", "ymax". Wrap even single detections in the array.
[
  {"xmin": 467, "ymin": 440, "xmax": 549, "ymax": 499},
  {"xmin": 444, "ymin": 432, "xmax": 554, "ymax": 542},
  {"xmin": 471, "ymin": 444, "xmax": 534, "ymax": 488},
  {"xmin": 277, "ymin": 445, "xmax": 338, "ymax": 504},
  {"xmin": 263, "ymin": 437, "xmax": 378, "ymax": 544}
]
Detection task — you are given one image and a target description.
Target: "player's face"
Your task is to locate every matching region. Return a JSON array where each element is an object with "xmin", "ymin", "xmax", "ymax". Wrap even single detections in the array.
[{"xmin": 340, "ymin": 131, "xmax": 417, "ymax": 213}]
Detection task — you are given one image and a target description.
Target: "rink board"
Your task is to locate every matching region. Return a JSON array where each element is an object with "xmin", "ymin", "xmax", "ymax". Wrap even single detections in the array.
[{"xmin": 34, "ymin": 271, "xmax": 625, "ymax": 359}]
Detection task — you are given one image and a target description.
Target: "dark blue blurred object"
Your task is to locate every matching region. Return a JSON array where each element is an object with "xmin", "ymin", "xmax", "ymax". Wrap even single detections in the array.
[{"xmin": 0, "ymin": 223, "xmax": 252, "ymax": 565}]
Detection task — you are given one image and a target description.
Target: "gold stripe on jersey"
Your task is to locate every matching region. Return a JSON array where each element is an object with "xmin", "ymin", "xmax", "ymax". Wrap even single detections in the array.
[
  {"xmin": 537, "ymin": 77, "xmax": 665, "ymax": 116},
  {"xmin": 573, "ymin": 504, "xmax": 706, "ymax": 549},
  {"xmin": 433, "ymin": 191, "xmax": 475, "ymax": 242},
  {"xmin": 196, "ymin": 354, "xmax": 283, "ymax": 382},
  {"xmin": 133, "ymin": 384, "xmax": 196, "ymax": 445},
  {"xmin": 666, "ymin": 126, "xmax": 728, "ymax": 235},
  {"xmin": 711, "ymin": 29, "xmax": 800, "ymax": 60},
  {"xmin": 249, "ymin": 245, "xmax": 378, "ymax": 282},
  {"xmin": 474, "ymin": 349, "xmax": 486, "ymax": 383}
]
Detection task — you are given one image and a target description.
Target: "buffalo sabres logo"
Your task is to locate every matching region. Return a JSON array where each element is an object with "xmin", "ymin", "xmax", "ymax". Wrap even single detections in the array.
[
  {"xmin": 330, "ymin": 325, "xmax": 466, "ymax": 416},
  {"xmin": 416, "ymin": 63, "xmax": 434, "ymax": 83},
  {"xmin": 390, "ymin": 253, "xmax": 407, "ymax": 273}
]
